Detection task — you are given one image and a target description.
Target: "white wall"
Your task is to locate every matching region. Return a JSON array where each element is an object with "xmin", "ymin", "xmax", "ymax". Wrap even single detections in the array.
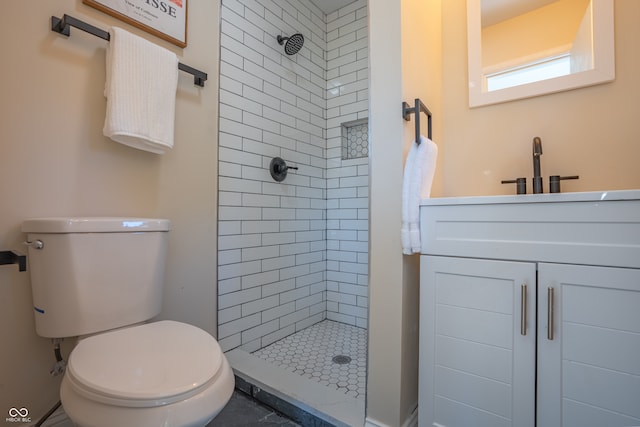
[
  {"xmin": 0, "ymin": 0, "xmax": 219, "ymax": 420},
  {"xmin": 325, "ymin": 1, "xmax": 370, "ymax": 328},
  {"xmin": 216, "ymin": 0, "xmax": 328, "ymax": 353}
]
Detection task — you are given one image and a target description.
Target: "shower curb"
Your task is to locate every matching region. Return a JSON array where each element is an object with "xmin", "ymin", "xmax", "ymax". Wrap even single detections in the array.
[
  {"xmin": 234, "ymin": 375, "xmax": 336, "ymax": 427},
  {"xmin": 226, "ymin": 348, "xmax": 365, "ymax": 427}
]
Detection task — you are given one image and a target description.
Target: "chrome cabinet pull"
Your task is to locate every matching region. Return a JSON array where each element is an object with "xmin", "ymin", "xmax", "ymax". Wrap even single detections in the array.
[
  {"xmin": 547, "ymin": 287, "xmax": 555, "ymax": 340},
  {"xmin": 521, "ymin": 284, "xmax": 527, "ymax": 335}
]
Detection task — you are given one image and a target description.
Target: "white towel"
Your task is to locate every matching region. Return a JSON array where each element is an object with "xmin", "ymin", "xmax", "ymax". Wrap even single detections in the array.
[
  {"xmin": 402, "ymin": 135, "xmax": 438, "ymax": 254},
  {"xmin": 401, "ymin": 142, "xmax": 418, "ymax": 253},
  {"xmin": 103, "ymin": 27, "xmax": 179, "ymax": 154}
]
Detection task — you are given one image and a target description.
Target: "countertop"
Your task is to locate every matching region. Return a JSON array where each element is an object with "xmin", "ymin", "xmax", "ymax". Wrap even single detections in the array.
[{"xmin": 420, "ymin": 189, "xmax": 640, "ymax": 206}]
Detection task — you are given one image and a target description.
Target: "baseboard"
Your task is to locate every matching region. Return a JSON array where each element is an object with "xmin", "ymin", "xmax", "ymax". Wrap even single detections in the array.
[
  {"xmin": 402, "ymin": 407, "xmax": 418, "ymax": 427},
  {"xmin": 364, "ymin": 406, "xmax": 418, "ymax": 427}
]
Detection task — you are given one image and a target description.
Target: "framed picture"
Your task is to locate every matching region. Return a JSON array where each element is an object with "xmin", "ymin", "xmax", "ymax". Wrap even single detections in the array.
[{"xmin": 83, "ymin": 0, "xmax": 187, "ymax": 47}]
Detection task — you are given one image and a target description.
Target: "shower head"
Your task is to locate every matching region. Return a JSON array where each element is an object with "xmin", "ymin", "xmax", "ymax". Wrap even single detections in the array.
[{"xmin": 277, "ymin": 33, "xmax": 304, "ymax": 55}]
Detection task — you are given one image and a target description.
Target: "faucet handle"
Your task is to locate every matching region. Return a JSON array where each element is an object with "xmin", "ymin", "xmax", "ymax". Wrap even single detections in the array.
[
  {"xmin": 501, "ymin": 177, "xmax": 527, "ymax": 195},
  {"xmin": 549, "ymin": 175, "xmax": 579, "ymax": 193}
]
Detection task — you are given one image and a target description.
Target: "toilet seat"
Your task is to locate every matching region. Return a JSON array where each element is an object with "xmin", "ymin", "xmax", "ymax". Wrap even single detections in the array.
[{"xmin": 66, "ymin": 320, "xmax": 223, "ymax": 408}]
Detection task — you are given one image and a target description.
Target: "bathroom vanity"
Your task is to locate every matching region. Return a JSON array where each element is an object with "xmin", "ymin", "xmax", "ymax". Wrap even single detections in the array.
[{"xmin": 418, "ymin": 190, "xmax": 640, "ymax": 427}]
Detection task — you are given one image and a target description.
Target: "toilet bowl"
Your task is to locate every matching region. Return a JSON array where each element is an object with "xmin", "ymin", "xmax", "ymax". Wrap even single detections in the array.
[{"xmin": 60, "ymin": 320, "xmax": 234, "ymax": 427}]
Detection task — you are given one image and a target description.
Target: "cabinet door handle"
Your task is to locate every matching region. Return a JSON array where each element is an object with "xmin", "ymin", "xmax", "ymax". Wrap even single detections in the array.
[
  {"xmin": 547, "ymin": 287, "xmax": 555, "ymax": 340},
  {"xmin": 521, "ymin": 284, "xmax": 527, "ymax": 335}
]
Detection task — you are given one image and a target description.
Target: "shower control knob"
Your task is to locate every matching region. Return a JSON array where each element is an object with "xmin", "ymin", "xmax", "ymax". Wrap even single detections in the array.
[{"xmin": 270, "ymin": 157, "xmax": 298, "ymax": 182}]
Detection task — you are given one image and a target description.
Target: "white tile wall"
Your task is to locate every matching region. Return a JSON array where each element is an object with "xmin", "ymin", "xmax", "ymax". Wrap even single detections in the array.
[
  {"xmin": 325, "ymin": 0, "xmax": 369, "ymax": 329},
  {"xmin": 218, "ymin": 0, "xmax": 369, "ymax": 352}
]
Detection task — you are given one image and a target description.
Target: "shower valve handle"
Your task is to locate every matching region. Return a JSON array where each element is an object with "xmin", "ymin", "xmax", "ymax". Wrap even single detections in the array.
[
  {"xmin": 270, "ymin": 157, "xmax": 298, "ymax": 182},
  {"xmin": 274, "ymin": 164, "xmax": 297, "ymax": 173}
]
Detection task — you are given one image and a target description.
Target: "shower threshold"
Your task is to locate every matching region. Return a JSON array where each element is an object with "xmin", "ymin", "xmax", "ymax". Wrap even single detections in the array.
[
  {"xmin": 225, "ymin": 320, "xmax": 366, "ymax": 427},
  {"xmin": 227, "ymin": 350, "xmax": 364, "ymax": 427}
]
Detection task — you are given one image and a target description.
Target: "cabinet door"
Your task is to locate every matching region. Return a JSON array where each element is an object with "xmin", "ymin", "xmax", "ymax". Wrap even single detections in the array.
[
  {"xmin": 420, "ymin": 256, "xmax": 536, "ymax": 427},
  {"xmin": 537, "ymin": 263, "xmax": 640, "ymax": 427}
]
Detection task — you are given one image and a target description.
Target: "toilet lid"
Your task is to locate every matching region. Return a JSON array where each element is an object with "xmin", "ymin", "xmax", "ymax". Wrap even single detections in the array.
[{"xmin": 67, "ymin": 320, "xmax": 223, "ymax": 403}]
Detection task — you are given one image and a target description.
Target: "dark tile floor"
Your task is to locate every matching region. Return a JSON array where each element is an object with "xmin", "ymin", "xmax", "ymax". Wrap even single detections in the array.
[{"xmin": 207, "ymin": 390, "xmax": 301, "ymax": 427}]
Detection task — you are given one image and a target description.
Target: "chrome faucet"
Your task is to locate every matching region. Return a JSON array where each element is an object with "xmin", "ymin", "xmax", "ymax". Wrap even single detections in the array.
[{"xmin": 532, "ymin": 137, "xmax": 543, "ymax": 194}]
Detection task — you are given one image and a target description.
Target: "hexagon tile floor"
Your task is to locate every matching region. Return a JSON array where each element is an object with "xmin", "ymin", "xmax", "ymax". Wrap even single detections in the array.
[{"xmin": 252, "ymin": 320, "xmax": 367, "ymax": 400}]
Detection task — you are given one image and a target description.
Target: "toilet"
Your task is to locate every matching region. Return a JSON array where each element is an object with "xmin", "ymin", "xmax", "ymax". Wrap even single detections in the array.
[{"xmin": 22, "ymin": 217, "xmax": 234, "ymax": 427}]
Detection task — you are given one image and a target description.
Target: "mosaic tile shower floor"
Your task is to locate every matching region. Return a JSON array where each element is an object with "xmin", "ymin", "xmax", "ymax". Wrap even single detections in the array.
[{"xmin": 252, "ymin": 320, "xmax": 367, "ymax": 400}]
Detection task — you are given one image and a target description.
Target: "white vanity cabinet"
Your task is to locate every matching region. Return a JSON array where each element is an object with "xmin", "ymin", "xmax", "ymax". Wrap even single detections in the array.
[
  {"xmin": 421, "ymin": 255, "xmax": 537, "ymax": 427},
  {"xmin": 418, "ymin": 191, "xmax": 640, "ymax": 427}
]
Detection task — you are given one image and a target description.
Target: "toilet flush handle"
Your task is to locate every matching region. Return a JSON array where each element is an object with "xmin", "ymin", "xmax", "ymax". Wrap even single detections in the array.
[{"xmin": 24, "ymin": 240, "xmax": 44, "ymax": 250}]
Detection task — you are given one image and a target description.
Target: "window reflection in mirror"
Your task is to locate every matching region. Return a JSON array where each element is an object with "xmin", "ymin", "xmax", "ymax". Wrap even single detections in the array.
[{"xmin": 467, "ymin": 0, "xmax": 615, "ymax": 107}]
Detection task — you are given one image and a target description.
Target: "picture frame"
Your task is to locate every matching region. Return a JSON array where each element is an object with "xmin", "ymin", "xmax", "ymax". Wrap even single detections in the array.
[{"xmin": 83, "ymin": 0, "xmax": 187, "ymax": 48}]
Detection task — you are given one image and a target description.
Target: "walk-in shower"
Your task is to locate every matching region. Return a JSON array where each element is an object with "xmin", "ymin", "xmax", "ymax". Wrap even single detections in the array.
[{"xmin": 217, "ymin": 0, "xmax": 369, "ymax": 423}]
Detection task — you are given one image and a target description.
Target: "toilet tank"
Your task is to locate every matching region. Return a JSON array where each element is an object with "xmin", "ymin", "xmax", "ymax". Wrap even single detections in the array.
[{"xmin": 21, "ymin": 218, "xmax": 170, "ymax": 338}]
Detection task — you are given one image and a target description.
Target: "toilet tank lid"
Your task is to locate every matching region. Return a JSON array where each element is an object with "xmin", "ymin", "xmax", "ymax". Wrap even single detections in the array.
[{"xmin": 22, "ymin": 217, "xmax": 170, "ymax": 233}]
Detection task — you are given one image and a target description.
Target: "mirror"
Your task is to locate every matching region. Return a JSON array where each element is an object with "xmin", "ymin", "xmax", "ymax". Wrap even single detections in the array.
[{"xmin": 467, "ymin": 0, "xmax": 614, "ymax": 107}]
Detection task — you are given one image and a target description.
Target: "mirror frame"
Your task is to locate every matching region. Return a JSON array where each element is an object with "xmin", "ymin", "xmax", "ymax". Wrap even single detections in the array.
[{"xmin": 467, "ymin": 0, "xmax": 615, "ymax": 107}]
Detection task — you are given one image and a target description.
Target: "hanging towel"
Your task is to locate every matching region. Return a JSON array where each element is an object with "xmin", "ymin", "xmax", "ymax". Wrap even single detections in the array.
[
  {"xmin": 401, "ymin": 142, "xmax": 418, "ymax": 254},
  {"xmin": 103, "ymin": 27, "xmax": 179, "ymax": 154},
  {"xmin": 402, "ymin": 135, "xmax": 438, "ymax": 254}
]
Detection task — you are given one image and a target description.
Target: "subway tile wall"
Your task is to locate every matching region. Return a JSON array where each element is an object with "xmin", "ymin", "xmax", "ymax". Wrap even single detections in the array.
[
  {"xmin": 218, "ymin": 0, "xmax": 369, "ymax": 352},
  {"xmin": 325, "ymin": 1, "xmax": 369, "ymax": 328}
]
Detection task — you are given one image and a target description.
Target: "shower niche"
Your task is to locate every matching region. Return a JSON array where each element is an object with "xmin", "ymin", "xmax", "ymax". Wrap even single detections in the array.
[{"xmin": 342, "ymin": 119, "xmax": 369, "ymax": 160}]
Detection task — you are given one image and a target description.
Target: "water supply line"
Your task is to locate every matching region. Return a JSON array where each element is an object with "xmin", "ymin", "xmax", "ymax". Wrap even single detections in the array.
[
  {"xmin": 34, "ymin": 339, "xmax": 67, "ymax": 427},
  {"xmin": 50, "ymin": 338, "xmax": 66, "ymax": 376},
  {"xmin": 34, "ymin": 401, "xmax": 61, "ymax": 427}
]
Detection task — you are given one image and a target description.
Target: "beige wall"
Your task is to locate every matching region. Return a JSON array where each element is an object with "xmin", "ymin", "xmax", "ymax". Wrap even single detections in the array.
[
  {"xmin": 482, "ymin": 0, "xmax": 589, "ymax": 68},
  {"xmin": 399, "ymin": 0, "xmax": 443, "ymax": 423},
  {"xmin": 0, "ymin": 0, "xmax": 219, "ymax": 419},
  {"xmin": 367, "ymin": 0, "xmax": 405, "ymax": 422},
  {"xmin": 367, "ymin": 0, "xmax": 442, "ymax": 425},
  {"xmin": 443, "ymin": 0, "xmax": 640, "ymax": 197}
]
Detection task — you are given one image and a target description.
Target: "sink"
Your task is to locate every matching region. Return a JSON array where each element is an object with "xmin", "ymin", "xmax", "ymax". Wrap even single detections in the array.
[
  {"xmin": 420, "ymin": 189, "xmax": 640, "ymax": 206},
  {"xmin": 419, "ymin": 190, "xmax": 640, "ymax": 269}
]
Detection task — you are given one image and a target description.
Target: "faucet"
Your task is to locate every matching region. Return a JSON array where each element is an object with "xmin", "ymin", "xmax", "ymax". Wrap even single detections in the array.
[{"xmin": 532, "ymin": 137, "xmax": 543, "ymax": 194}]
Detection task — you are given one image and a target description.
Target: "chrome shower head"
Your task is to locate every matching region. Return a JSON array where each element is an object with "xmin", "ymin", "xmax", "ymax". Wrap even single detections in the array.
[{"xmin": 277, "ymin": 33, "xmax": 304, "ymax": 55}]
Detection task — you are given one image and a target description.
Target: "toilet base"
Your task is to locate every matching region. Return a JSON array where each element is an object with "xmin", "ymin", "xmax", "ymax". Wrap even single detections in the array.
[{"xmin": 60, "ymin": 356, "xmax": 234, "ymax": 427}]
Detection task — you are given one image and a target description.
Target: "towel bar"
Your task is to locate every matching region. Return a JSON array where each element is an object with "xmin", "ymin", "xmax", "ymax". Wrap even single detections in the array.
[
  {"xmin": 51, "ymin": 14, "xmax": 208, "ymax": 87},
  {"xmin": 402, "ymin": 98, "xmax": 432, "ymax": 144},
  {"xmin": 0, "ymin": 250, "xmax": 26, "ymax": 272}
]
